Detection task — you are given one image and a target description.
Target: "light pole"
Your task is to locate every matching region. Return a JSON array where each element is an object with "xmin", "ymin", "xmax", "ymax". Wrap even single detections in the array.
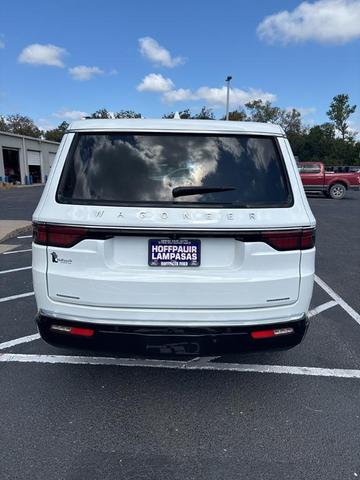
[{"xmin": 225, "ymin": 76, "xmax": 232, "ymax": 120}]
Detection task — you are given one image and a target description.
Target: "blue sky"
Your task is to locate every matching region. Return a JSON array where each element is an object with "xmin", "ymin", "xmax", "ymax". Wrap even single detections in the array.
[{"xmin": 1, "ymin": 0, "xmax": 359, "ymax": 131}]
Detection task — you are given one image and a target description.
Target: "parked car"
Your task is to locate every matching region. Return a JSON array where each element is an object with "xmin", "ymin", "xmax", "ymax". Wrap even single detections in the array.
[
  {"xmin": 298, "ymin": 162, "xmax": 360, "ymax": 199},
  {"xmin": 32, "ymin": 119, "xmax": 316, "ymax": 355}
]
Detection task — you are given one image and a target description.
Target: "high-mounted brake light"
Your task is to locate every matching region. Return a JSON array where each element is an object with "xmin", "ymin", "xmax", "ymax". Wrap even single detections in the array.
[{"xmin": 33, "ymin": 224, "xmax": 88, "ymax": 248}]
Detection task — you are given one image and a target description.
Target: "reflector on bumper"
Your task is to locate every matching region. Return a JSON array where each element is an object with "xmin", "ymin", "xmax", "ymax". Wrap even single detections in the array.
[{"xmin": 251, "ymin": 327, "xmax": 294, "ymax": 339}]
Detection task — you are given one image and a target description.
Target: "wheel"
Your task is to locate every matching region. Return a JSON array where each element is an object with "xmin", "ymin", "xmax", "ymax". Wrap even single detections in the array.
[{"xmin": 329, "ymin": 183, "xmax": 346, "ymax": 199}]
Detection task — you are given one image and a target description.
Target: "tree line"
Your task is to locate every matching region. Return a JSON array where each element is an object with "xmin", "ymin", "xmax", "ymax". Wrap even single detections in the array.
[{"xmin": 0, "ymin": 94, "xmax": 358, "ymax": 166}]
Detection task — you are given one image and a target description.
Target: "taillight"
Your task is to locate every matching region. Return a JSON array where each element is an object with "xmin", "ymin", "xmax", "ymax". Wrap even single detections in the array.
[
  {"xmin": 32, "ymin": 223, "xmax": 316, "ymax": 251},
  {"xmin": 261, "ymin": 228, "xmax": 315, "ymax": 251},
  {"xmin": 33, "ymin": 223, "xmax": 88, "ymax": 248}
]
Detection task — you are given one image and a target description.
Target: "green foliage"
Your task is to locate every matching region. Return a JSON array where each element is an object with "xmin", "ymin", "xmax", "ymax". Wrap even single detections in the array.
[
  {"xmin": 0, "ymin": 116, "xmax": 8, "ymax": 132},
  {"xmin": 89, "ymin": 108, "xmax": 142, "ymax": 119},
  {"xmin": 163, "ymin": 109, "xmax": 192, "ymax": 119},
  {"xmin": 220, "ymin": 108, "xmax": 247, "ymax": 121},
  {"xmin": 327, "ymin": 94, "xmax": 356, "ymax": 140},
  {"xmin": 245, "ymin": 100, "xmax": 282, "ymax": 123},
  {"xmin": 113, "ymin": 110, "xmax": 141, "ymax": 119},
  {"xmin": 44, "ymin": 121, "xmax": 69, "ymax": 142},
  {"xmin": 191, "ymin": 106, "xmax": 215, "ymax": 120},
  {"xmin": 289, "ymin": 123, "xmax": 359, "ymax": 165},
  {"xmin": 89, "ymin": 108, "xmax": 112, "ymax": 119},
  {"xmin": 280, "ymin": 109, "xmax": 303, "ymax": 135},
  {"xmin": 0, "ymin": 114, "xmax": 42, "ymax": 137},
  {"xmin": 162, "ymin": 107, "xmax": 214, "ymax": 120}
]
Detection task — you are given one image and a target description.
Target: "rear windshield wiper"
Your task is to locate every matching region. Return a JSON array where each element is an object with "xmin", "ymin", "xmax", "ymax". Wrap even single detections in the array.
[{"xmin": 172, "ymin": 186, "xmax": 236, "ymax": 198}]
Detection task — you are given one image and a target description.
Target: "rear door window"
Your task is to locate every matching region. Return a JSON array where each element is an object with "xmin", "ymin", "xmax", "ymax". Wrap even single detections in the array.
[
  {"xmin": 57, "ymin": 133, "xmax": 293, "ymax": 208},
  {"xmin": 299, "ymin": 164, "xmax": 321, "ymax": 174}
]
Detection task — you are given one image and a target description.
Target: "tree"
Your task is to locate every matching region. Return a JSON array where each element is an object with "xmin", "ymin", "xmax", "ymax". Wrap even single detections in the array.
[
  {"xmin": 280, "ymin": 109, "xmax": 303, "ymax": 135},
  {"xmin": 162, "ymin": 107, "xmax": 214, "ymax": 119},
  {"xmin": 89, "ymin": 108, "xmax": 142, "ymax": 119},
  {"xmin": 4, "ymin": 114, "xmax": 42, "ymax": 137},
  {"xmin": 0, "ymin": 115, "xmax": 9, "ymax": 132},
  {"xmin": 192, "ymin": 106, "xmax": 215, "ymax": 120},
  {"xmin": 163, "ymin": 109, "xmax": 192, "ymax": 119},
  {"xmin": 221, "ymin": 108, "xmax": 248, "ymax": 121},
  {"xmin": 44, "ymin": 121, "xmax": 69, "ymax": 142},
  {"xmin": 245, "ymin": 100, "xmax": 281, "ymax": 124},
  {"xmin": 113, "ymin": 110, "xmax": 141, "ymax": 119},
  {"xmin": 89, "ymin": 108, "xmax": 112, "ymax": 119},
  {"xmin": 327, "ymin": 94, "xmax": 356, "ymax": 141}
]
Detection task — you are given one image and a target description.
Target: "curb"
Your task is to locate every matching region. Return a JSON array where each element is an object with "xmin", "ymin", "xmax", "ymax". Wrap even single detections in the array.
[{"xmin": 0, "ymin": 224, "xmax": 32, "ymax": 244}]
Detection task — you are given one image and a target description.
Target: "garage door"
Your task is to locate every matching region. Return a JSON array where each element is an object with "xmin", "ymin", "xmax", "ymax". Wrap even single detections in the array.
[{"xmin": 27, "ymin": 150, "xmax": 41, "ymax": 165}]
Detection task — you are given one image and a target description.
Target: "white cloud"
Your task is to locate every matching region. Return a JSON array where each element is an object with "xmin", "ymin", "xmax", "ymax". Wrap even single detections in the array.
[
  {"xmin": 137, "ymin": 73, "xmax": 174, "ymax": 92},
  {"xmin": 349, "ymin": 118, "xmax": 360, "ymax": 138},
  {"xmin": 18, "ymin": 43, "xmax": 67, "ymax": 67},
  {"xmin": 286, "ymin": 107, "xmax": 316, "ymax": 116},
  {"xmin": 0, "ymin": 41, "xmax": 4, "ymax": 49},
  {"xmin": 68, "ymin": 65, "xmax": 104, "ymax": 81},
  {"xmin": 162, "ymin": 88, "xmax": 197, "ymax": 103},
  {"xmin": 53, "ymin": 109, "xmax": 88, "ymax": 120},
  {"xmin": 197, "ymin": 87, "xmax": 276, "ymax": 107},
  {"xmin": 257, "ymin": 0, "xmax": 360, "ymax": 44},
  {"xmin": 138, "ymin": 37, "xmax": 185, "ymax": 67},
  {"xmin": 163, "ymin": 86, "xmax": 276, "ymax": 107},
  {"xmin": 37, "ymin": 118, "xmax": 56, "ymax": 131},
  {"xmin": 297, "ymin": 107, "xmax": 316, "ymax": 116}
]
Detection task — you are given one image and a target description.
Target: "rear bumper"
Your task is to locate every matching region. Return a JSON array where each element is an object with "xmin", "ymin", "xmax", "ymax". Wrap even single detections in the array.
[{"xmin": 36, "ymin": 312, "xmax": 309, "ymax": 356}]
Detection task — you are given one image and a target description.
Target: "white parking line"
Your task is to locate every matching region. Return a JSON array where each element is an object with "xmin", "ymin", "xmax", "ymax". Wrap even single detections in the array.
[
  {"xmin": 1, "ymin": 353, "xmax": 360, "ymax": 378},
  {"xmin": 0, "ymin": 333, "xmax": 40, "ymax": 351},
  {"xmin": 315, "ymin": 275, "xmax": 360, "ymax": 325},
  {"xmin": 0, "ymin": 266, "xmax": 32, "ymax": 275},
  {"xmin": 3, "ymin": 249, "xmax": 32, "ymax": 255},
  {"xmin": 308, "ymin": 300, "xmax": 337, "ymax": 318},
  {"xmin": 17, "ymin": 235, "xmax": 32, "ymax": 239},
  {"xmin": 0, "ymin": 292, "xmax": 34, "ymax": 303}
]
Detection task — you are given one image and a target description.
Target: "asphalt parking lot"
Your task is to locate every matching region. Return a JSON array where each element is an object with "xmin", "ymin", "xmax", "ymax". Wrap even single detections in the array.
[{"xmin": 0, "ymin": 187, "xmax": 359, "ymax": 479}]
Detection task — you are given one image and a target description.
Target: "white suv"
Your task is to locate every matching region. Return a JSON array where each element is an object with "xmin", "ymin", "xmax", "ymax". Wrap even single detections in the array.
[{"xmin": 32, "ymin": 119, "xmax": 315, "ymax": 355}]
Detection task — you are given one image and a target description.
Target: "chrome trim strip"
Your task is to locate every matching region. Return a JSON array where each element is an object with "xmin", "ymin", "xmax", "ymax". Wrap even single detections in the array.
[{"xmin": 34, "ymin": 222, "xmax": 315, "ymax": 232}]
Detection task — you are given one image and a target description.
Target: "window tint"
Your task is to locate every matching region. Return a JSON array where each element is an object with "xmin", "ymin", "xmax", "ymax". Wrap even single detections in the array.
[{"xmin": 57, "ymin": 133, "xmax": 293, "ymax": 208}]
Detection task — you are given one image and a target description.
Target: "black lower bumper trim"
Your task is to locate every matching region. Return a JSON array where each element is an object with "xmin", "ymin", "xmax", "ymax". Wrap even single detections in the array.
[{"xmin": 36, "ymin": 314, "xmax": 308, "ymax": 357}]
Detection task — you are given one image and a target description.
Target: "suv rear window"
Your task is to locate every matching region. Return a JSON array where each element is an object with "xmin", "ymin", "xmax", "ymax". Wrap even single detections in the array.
[{"xmin": 57, "ymin": 133, "xmax": 293, "ymax": 208}]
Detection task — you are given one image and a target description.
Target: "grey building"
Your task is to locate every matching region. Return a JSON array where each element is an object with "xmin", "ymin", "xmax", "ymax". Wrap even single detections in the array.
[{"xmin": 0, "ymin": 131, "xmax": 59, "ymax": 184}]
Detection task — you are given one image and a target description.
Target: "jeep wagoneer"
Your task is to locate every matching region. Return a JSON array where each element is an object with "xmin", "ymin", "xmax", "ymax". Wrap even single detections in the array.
[{"xmin": 32, "ymin": 119, "xmax": 316, "ymax": 355}]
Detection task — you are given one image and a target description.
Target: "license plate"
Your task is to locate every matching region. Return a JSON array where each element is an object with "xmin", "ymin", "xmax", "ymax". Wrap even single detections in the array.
[{"xmin": 148, "ymin": 239, "xmax": 201, "ymax": 267}]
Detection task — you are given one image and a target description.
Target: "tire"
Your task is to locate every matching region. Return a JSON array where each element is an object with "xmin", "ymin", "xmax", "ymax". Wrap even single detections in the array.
[{"xmin": 329, "ymin": 183, "xmax": 346, "ymax": 199}]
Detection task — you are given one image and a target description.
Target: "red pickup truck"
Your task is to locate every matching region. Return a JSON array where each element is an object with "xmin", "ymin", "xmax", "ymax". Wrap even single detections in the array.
[{"xmin": 298, "ymin": 162, "xmax": 360, "ymax": 199}]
